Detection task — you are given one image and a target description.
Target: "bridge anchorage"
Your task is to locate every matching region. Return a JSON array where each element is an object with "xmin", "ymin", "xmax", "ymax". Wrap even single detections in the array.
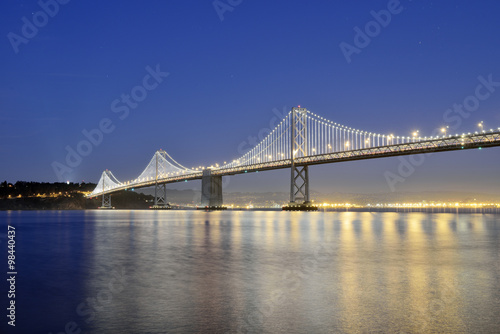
[
  {"xmin": 87, "ymin": 105, "xmax": 500, "ymax": 210},
  {"xmin": 199, "ymin": 169, "xmax": 226, "ymax": 210}
]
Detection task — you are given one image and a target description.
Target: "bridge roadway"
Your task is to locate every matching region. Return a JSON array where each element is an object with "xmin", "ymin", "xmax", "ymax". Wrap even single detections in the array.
[{"xmin": 88, "ymin": 131, "xmax": 500, "ymax": 197}]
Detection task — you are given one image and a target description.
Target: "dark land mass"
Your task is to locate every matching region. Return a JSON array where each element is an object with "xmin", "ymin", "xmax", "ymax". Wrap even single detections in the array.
[
  {"xmin": 1, "ymin": 194, "xmax": 97, "ymax": 210},
  {"xmin": 0, "ymin": 181, "xmax": 154, "ymax": 210},
  {"xmin": 0, "ymin": 180, "xmax": 95, "ymax": 197},
  {"xmin": 0, "ymin": 192, "xmax": 155, "ymax": 210}
]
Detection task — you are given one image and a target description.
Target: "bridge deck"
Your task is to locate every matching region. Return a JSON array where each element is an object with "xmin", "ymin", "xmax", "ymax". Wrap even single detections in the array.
[{"xmin": 88, "ymin": 131, "xmax": 500, "ymax": 197}]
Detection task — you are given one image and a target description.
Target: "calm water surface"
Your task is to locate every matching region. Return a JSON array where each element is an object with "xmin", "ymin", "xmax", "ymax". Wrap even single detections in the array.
[{"xmin": 1, "ymin": 210, "xmax": 499, "ymax": 333}]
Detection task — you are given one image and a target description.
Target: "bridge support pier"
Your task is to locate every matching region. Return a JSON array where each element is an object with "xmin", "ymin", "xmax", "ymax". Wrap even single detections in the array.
[
  {"xmin": 283, "ymin": 165, "xmax": 317, "ymax": 211},
  {"xmin": 99, "ymin": 194, "xmax": 113, "ymax": 209},
  {"xmin": 151, "ymin": 183, "xmax": 171, "ymax": 209},
  {"xmin": 291, "ymin": 165, "xmax": 310, "ymax": 203},
  {"xmin": 200, "ymin": 169, "xmax": 225, "ymax": 210}
]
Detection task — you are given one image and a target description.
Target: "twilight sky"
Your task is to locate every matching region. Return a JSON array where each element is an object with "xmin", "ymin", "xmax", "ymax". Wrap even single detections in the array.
[{"xmin": 1, "ymin": 0, "xmax": 500, "ymax": 195}]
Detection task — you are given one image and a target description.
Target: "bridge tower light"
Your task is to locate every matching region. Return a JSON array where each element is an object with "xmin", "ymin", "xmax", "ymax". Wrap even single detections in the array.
[
  {"xmin": 478, "ymin": 121, "xmax": 484, "ymax": 132},
  {"xmin": 441, "ymin": 126, "xmax": 449, "ymax": 136}
]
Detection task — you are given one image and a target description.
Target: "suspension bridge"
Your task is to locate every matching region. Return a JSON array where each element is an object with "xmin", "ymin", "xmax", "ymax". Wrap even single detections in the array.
[{"xmin": 87, "ymin": 107, "xmax": 500, "ymax": 210}]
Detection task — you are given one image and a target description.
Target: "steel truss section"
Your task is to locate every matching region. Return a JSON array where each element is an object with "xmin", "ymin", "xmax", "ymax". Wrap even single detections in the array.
[
  {"xmin": 290, "ymin": 165, "xmax": 309, "ymax": 204},
  {"xmin": 101, "ymin": 194, "xmax": 112, "ymax": 208},
  {"xmin": 154, "ymin": 183, "xmax": 167, "ymax": 207},
  {"xmin": 154, "ymin": 151, "xmax": 169, "ymax": 207},
  {"xmin": 289, "ymin": 107, "xmax": 310, "ymax": 204}
]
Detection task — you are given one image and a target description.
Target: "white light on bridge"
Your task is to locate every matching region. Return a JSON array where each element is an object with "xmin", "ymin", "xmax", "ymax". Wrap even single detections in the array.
[{"xmin": 441, "ymin": 126, "xmax": 449, "ymax": 136}]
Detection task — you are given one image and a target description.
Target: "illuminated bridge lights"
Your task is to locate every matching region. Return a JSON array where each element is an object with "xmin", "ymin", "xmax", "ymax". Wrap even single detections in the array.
[{"xmin": 87, "ymin": 108, "xmax": 500, "ymax": 201}]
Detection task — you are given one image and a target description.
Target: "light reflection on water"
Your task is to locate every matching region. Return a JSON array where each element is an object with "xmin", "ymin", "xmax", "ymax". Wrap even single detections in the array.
[{"xmin": 1, "ymin": 210, "xmax": 499, "ymax": 333}]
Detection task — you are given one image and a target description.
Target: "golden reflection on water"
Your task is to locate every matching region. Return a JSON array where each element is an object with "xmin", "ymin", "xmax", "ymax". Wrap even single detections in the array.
[{"xmin": 81, "ymin": 210, "xmax": 500, "ymax": 333}]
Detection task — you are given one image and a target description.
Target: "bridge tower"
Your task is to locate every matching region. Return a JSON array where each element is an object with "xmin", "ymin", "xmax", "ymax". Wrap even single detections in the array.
[
  {"xmin": 284, "ymin": 106, "xmax": 318, "ymax": 211},
  {"xmin": 200, "ymin": 169, "xmax": 225, "ymax": 210},
  {"xmin": 98, "ymin": 171, "xmax": 113, "ymax": 209},
  {"xmin": 152, "ymin": 150, "xmax": 170, "ymax": 209}
]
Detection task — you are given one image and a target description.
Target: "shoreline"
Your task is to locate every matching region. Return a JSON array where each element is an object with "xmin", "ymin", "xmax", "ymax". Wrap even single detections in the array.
[{"xmin": 2, "ymin": 207, "xmax": 499, "ymax": 214}]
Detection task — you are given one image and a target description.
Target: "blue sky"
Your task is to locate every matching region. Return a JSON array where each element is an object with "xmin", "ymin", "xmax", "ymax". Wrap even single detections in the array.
[{"xmin": 1, "ymin": 0, "xmax": 500, "ymax": 194}]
